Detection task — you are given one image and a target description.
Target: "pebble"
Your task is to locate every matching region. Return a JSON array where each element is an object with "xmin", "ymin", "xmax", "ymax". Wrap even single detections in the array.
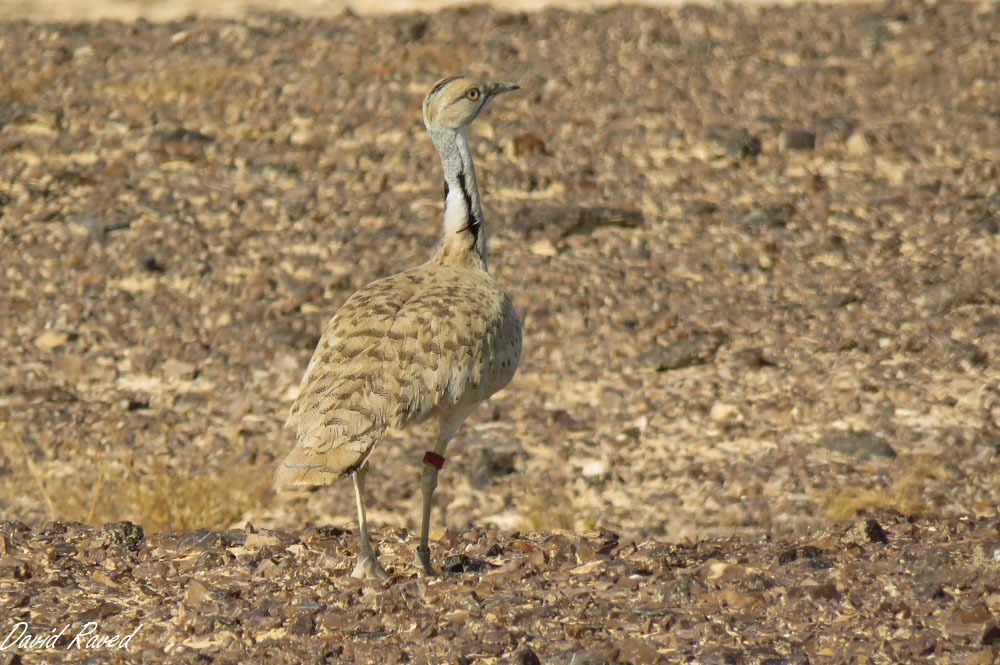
[
  {"xmin": 617, "ymin": 638, "xmax": 663, "ymax": 664},
  {"xmin": 149, "ymin": 127, "xmax": 214, "ymax": 160},
  {"xmin": 846, "ymin": 131, "xmax": 872, "ymax": 155},
  {"xmin": 709, "ymin": 403, "xmax": 739, "ymax": 423},
  {"xmin": 287, "ymin": 612, "xmax": 315, "ymax": 636},
  {"xmin": 71, "ymin": 215, "xmax": 131, "ymax": 234},
  {"xmin": 730, "ymin": 347, "xmax": 776, "ymax": 369},
  {"xmin": 779, "ymin": 128, "xmax": 816, "ymax": 151},
  {"xmin": 704, "ymin": 125, "xmax": 762, "ymax": 160},
  {"xmin": 34, "ymin": 330, "xmax": 70, "ymax": 350},
  {"xmin": 511, "ymin": 133, "xmax": 548, "ymax": 157},
  {"xmin": 817, "ymin": 430, "xmax": 897, "ymax": 459},
  {"xmin": 640, "ymin": 332, "xmax": 726, "ymax": 371}
]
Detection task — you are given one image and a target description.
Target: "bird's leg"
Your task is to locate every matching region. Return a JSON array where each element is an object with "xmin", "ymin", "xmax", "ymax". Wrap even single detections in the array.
[
  {"xmin": 416, "ymin": 409, "xmax": 475, "ymax": 575},
  {"xmin": 416, "ymin": 440, "xmax": 446, "ymax": 576},
  {"xmin": 351, "ymin": 462, "xmax": 389, "ymax": 580}
]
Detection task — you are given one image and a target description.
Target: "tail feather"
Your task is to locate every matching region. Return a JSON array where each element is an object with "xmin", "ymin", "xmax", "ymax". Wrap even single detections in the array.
[{"xmin": 273, "ymin": 443, "xmax": 367, "ymax": 488}]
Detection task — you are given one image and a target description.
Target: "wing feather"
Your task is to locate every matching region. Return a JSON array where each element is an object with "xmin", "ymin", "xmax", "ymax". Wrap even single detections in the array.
[{"xmin": 275, "ymin": 263, "xmax": 520, "ymax": 488}]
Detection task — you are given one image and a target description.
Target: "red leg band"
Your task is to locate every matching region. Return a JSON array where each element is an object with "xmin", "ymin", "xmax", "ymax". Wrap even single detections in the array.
[{"xmin": 423, "ymin": 451, "xmax": 445, "ymax": 470}]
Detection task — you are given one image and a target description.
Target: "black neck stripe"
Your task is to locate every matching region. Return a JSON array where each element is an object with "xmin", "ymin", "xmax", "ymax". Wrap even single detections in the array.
[{"xmin": 456, "ymin": 171, "xmax": 481, "ymax": 239}]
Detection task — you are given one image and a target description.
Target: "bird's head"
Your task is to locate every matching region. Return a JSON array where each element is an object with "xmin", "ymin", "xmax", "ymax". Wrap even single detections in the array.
[{"xmin": 423, "ymin": 76, "xmax": 519, "ymax": 131}]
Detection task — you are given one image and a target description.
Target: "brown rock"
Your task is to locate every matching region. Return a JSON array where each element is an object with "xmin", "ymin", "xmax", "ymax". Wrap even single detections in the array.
[
  {"xmin": 618, "ymin": 637, "xmax": 665, "ymax": 664},
  {"xmin": 779, "ymin": 128, "xmax": 817, "ymax": 151}
]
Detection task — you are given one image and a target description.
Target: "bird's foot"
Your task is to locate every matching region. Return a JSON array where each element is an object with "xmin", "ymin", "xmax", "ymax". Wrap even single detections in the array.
[
  {"xmin": 415, "ymin": 544, "xmax": 437, "ymax": 576},
  {"xmin": 351, "ymin": 553, "xmax": 390, "ymax": 580}
]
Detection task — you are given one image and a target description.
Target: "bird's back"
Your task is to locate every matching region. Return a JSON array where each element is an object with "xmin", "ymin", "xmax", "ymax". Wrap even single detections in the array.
[{"xmin": 276, "ymin": 260, "xmax": 521, "ymax": 487}]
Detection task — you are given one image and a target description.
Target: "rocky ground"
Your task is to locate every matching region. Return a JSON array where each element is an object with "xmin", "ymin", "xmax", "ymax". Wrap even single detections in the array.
[{"xmin": 1, "ymin": 1, "xmax": 999, "ymax": 662}]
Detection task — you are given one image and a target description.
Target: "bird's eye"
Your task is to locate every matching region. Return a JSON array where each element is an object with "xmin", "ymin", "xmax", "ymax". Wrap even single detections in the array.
[{"xmin": 466, "ymin": 88, "xmax": 481, "ymax": 101}]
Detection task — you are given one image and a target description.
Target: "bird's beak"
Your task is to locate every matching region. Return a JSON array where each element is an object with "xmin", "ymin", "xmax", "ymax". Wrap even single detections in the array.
[{"xmin": 487, "ymin": 82, "xmax": 520, "ymax": 99}]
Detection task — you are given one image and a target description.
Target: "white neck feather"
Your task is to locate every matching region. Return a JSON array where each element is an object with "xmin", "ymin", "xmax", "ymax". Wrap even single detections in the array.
[{"xmin": 429, "ymin": 125, "xmax": 486, "ymax": 264}]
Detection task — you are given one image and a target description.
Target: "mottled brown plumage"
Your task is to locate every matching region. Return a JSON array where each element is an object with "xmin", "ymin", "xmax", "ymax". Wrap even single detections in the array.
[
  {"xmin": 279, "ymin": 262, "xmax": 520, "ymax": 483},
  {"xmin": 275, "ymin": 76, "xmax": 522, "ymax": 579}
]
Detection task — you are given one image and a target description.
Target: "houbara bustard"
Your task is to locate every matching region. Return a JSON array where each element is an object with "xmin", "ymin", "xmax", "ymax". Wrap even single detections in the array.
[{"xmin": 275, "ymin": 77, "xmax": 523, "ymax": 580}]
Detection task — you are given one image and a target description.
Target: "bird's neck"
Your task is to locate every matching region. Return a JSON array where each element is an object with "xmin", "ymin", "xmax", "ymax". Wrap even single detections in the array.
[{"xmin": 429, "ymin": 126, "xmax": 487, "ymax": 269}]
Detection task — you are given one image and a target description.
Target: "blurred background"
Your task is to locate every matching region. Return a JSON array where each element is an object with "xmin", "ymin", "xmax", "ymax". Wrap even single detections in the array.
[{"xmin": 0, "ymin": 0, "xmax": 742, "ymax": 22}]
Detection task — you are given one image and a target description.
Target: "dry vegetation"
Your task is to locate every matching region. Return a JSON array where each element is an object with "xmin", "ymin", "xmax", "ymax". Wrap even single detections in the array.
[{"xmin": 1, "ymin": 1, "xmax": 1000, "ymax": 662}]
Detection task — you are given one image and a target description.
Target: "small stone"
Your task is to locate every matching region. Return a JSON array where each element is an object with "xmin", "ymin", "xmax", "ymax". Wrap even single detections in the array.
[
  {"xmin": 0, "ymin": 556, "xmax": 30, "ymax": 580},
  {"xmin": 245, "ymin": 532, "xmax": 284, "ymax": 549},
  {"xmin": 817, "ymin": 430, "xmax": 897, "ymax": 459},
  {"xmin": 941, "ymin": 338, "xmax": 988, "ymax": 368},
  {"xmin": 568, "ymin": 645, "xmax": 620, "ymax": 665},
  {"xmin": 549, "ymin": 409, "xmax": 586, "ymax": 431},
  {"xmin": 441, "ymin": 554, "xmax": 487, "ymax": 573},
  {"xmin": 142, "ymin": 256, "xmax": 167, "ymax": 273},
  {"xmin": 709, "ymin": 403, "xmax": 739, "ymax": 423},
  {"xmin": 76, "ymin": 602, "xmax": 124, "ymax": 622},
  {"xmin": 776, "ymin": 548, "xmax": 798, "ymax": 564},
  {"xmin": 70, "ymin": 216, "xmax": 131, "ymax": 234},
  {"xmin": 743, "ymin": 646, "xmax": 809, "ymax": 665},
  {"xmin": 511, "ymin": 204, "xmax": 643, "ymax": 239},
  {"xmin": 863, "ymin": 518, "xmax": 888, "ymax": 544},
  {"xmin": 952, "ymin": 603, "xmax": 991, "ymax": 625},
  {"xmin": 302, "ymin": 525, "xmax": 348, "ymax": 541},
  {"xmin": 511, "ymin": 133, "xmax": 547, "ymax": 157},
  {"xmin": 962, "ymin": 649, "xmax": 997, "ymax": 665},
  {"xmin": 779, "ymin": 128, "xmax": 816, "ymax": 151},
  {"xmin": 162, "ymin": 358, "xmax": 197, "ymax": 379},
  {"xmin": 618, "ymin": 638, "xmax": 663, "ymax": 664},
  {"xmin": 530, "ymin": 238, "xmax": 558, "ymax": 257},
  {"xmin": 97, "ymin": 521, "xmax": 145, "ymax": 552},
  {"xmin": 697, "ymin": 646, "xmax": 741, "ymax": 665},
  {"xmin": 806, "ymin": 582, "xmax": 841, "ymax": 601},
  {"xmin": 704, "ymin": 125, "xmax": 762, "ymax": 160},
  {"xmin": 815, "ymin": 115, "xmax": 858, "ymax": 141},
  {"xmin": 289, "ymin": 127, "xmax": 315, "ymax": 146},
  {"xmin": 396, "ymin": 17, "xmax": 429, "ymax": 42},
  {"xmin": 982, "ymin": 622, "xmax": 1000, "ymax": 646},
  {"xmin": 739, "ymin": 202, "xmax": 795, "ymax": 229},
  {"xmin": 176, "ymin": 529, "xmax": 225, "ymax": 551},
  {"xmin": 254, "ymin": 559, "xmax": 280, "ymax": 579},
  {"xmin": 827, "ymin": 291, "xmax": 859, "ymax": 309},
  {"xmin": 640, "ymin": 332, "xmax": 727, "ymax": 371},
  {"xmin": 288, "ymin": 612, "xmax": 315, "ymax": 636},
  {"xmin": 513, "ymin": 647, "xmax": 541, "ymax": 665},
  {"xmin": 581, "ymin": 460, "xmax": 607, "ymax": 478},
  {"xmin": 34, "ymin": 330, "xmax": 70, "ymax": 350},
  {"xmin": 731, "ymin": 347, "xmax": 776, "ymax": 369},
  {"xmin": 806, "ymin": 172, "xmax": 827, "ymax": 191},
  {"xmin": 975, "ymin": 315, "xmax": 1000, "ymax": 335},
  {"xmin": 846, "ymin": 131, "xmax": 872, "ymax": 155},
  {"xmin": 798, "ymin": 545, "xmax": 826, "ymax": 560},
  {"xmin": 184, "ymin": 579, "xmax": 207, "ymax": 604},
  {"xmin": 150, "ymin": 127, "xmax": 214, "ymax": 160}
]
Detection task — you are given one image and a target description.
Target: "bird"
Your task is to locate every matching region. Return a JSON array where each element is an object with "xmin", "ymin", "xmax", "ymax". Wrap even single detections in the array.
[{"xmin": 275, "ymin": 76, "xmax": 523, "ymax": 580}]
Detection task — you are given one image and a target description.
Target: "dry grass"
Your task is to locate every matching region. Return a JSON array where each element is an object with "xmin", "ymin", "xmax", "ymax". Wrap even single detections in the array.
[
  {"xmin": 1, "ymin": 409, "xmax": 60, "ymax": 520},
  {"xmin": 519, "ymin": 485, "xmax": 582, "ymax": 532},
  {"xmin": 1, "ymin": 409, "xmax": 271, "ymax": 532},
  {"xmin": 0, "ymin": 66, "xmax": 62, "ymax": 102},
  {"xmin": 810, "ymin": 455, "xmax": 948, "ymax": 520}
]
